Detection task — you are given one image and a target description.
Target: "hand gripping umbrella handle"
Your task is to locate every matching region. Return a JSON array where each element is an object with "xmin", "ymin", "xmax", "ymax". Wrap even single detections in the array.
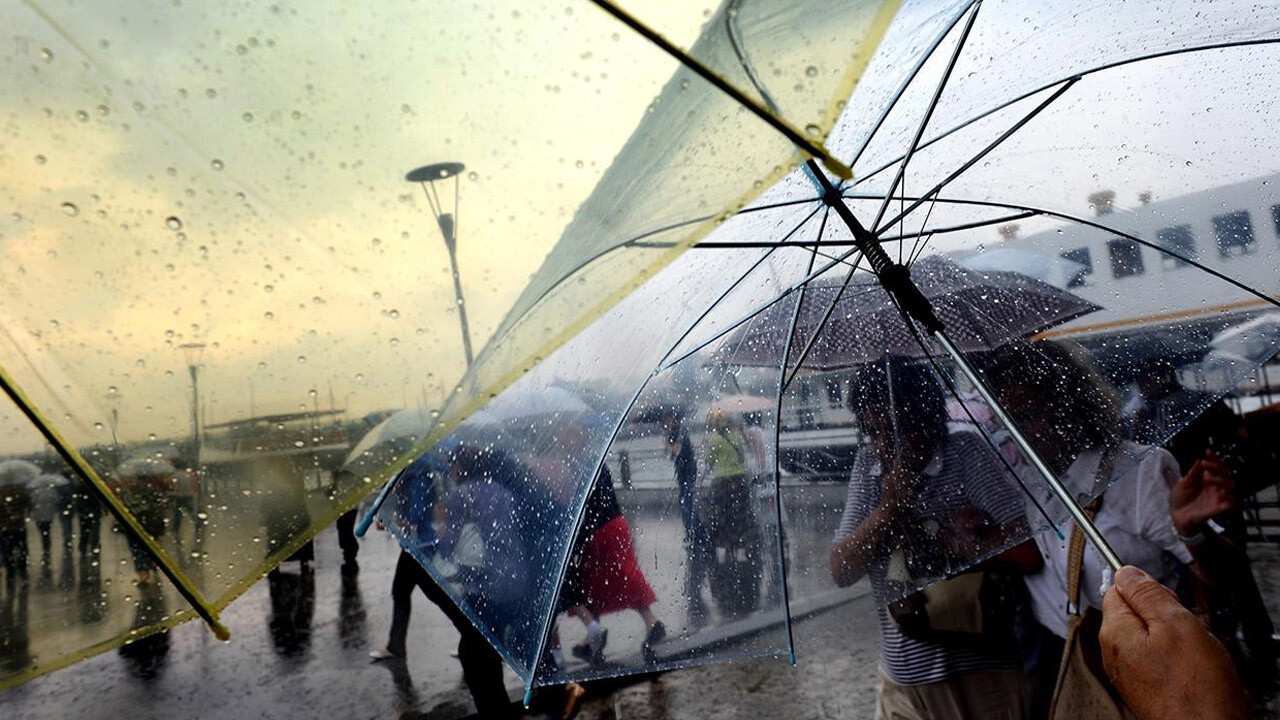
[{"xmin": 354, "ymin": 471, "xmax": 400, "ymax": 538}]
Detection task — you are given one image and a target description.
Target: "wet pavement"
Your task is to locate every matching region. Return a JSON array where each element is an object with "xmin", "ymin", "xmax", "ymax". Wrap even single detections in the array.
[{"xmin": 4, "ymin": 522, "xmax": 1280, "ymax": 719}]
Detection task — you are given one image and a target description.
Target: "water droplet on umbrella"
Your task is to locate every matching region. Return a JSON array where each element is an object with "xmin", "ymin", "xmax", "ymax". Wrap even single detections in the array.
[
  {"xmin": 75, "ymin": 110, "xmax": 89, "ymax": 122},
  {"xmin": 263, "ymin": 284, "xmax": 274, "ymax": 293},
  {"xmin": 34, "ymin": 154, "xmax": 46, "ymax": 164},
  {"xmin": 467, "ymin": 171, "xmax": 478, "ymax": 181},
  {"xmin": 263, "ymin": 311, "xmax": 274, "ymax": 320},
  {"xmin": 165, "ymin": 216, "xmax": 183, "ymax": 231},
  {"xmin": 241, "ymin": 112, "xmax": 254, "ymax": 123},
  {"xmin": 39, "ymin": 47, "xmax": 53, "ymax": 62},
  {"xmin": 296, "ymin": 355, "xmax": 306, "ymax": 364},
  {"xmin": 805, "ymin": 65, "xmax": 819, "ymax": 77},
  {"xmin": 60, "ymin": 202, "xmax": 78, "ymax": 216},
  {"xmin": 211, "ymin": 159, "xmax": 225, "ymax": 171},
  {"xmin": 804, "ymin": 124, "xmax": 822, "ymax": 137}
]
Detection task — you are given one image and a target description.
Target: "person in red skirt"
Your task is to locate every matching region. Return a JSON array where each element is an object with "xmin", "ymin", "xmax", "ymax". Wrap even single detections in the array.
[{"xmin": 562, "ymin": 464, "xmax": 667, "ymax": 666}]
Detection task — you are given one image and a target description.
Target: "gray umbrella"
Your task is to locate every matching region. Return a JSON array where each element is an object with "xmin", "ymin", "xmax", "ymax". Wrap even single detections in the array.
[{"xmin": 725, "ymin": 254, "xmax": 1101, "ymax": 369}]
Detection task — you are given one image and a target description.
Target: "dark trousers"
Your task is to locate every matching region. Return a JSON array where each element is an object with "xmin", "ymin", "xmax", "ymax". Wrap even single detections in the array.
[
  {"xmin": 386, "ymin": 551, "xmax": 514, "ymax": 719},
  {"xmin": 336, "ymin": 508, "xmax": 359, "ymax": 564}
]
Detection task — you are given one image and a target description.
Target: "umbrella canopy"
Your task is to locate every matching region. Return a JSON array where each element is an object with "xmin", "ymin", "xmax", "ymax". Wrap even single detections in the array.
[
  {"xmin": 379, "ymin": 0, "xmax": 1280, "ymax": 697},
  {"xmin": 724, "ymin": 254, "xmax": 1101, "ymax": 368},
  {"xmin": 0, "ymin": 0, "xmax": 903, "ymax": 689}
]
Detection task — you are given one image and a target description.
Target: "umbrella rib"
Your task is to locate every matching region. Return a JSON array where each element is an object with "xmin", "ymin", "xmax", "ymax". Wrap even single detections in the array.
[
  {"xmin": 849, "ymin": 192, "xmax": 1280, "ymax": 312},
  {"xmin": 697, "ymin": 210, "xmax": 1037, "ymax": 249},
  {"xmin": 0, "ymin": 363, "xmax": 229, "ymax": 639},
  {"xmin": 768, "ymin": 208, "xmax": 828, "ymax": 665},
  {"xmin": 874, "ymin": 77, "xmax": 1080, "ymax": 235},
  {"xmin": 852, "ymin": 36, "xmax": 1280, "ymax": 192},
  {"xmin": 585, "ymin": 0, "xmax": 851, "ymax": 178},
  {"xmin": 723, "ymin": 0, "xmax": 780, "ymax": 114},
  {"xmin": 781, "ymin": 251, "xmax": 868, "ymax": 392},
  {"xmin": 845, "ymin": 0, "xmax": 981, "ymax": 171},
  {"xmin": 655, "ymin": 208, "xmax": 828, "ymax": 373},
  {"xmin": 869, "ymin": 0, "xmax": 983, "ymax": 234}
]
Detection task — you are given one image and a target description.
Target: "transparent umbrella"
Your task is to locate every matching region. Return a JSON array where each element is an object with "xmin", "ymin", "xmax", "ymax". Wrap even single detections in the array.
[
  {"xmin": 378, "ymin": 0, "xmax": 1280, "ymax": 699},
  {"xmin": 0, "ymin": 0, "xmax": 901, "ymax": 689}
]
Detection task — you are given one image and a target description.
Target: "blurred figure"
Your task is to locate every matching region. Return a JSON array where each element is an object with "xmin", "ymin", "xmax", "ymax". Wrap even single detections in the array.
[
  {"xmin": 335, "ymin": 506, "xmax": 360, "ymax": 574},
  {"xmin": 700, "ymin": 410, "xmax": 763, "ymax": 620},
  {"xmin": 985, "ymin": 340, "xmax": 1243, "ymax": 718},
  {"xmin": 1125, "ymin": 355, "xmax": 1276, "ymax": 694},
  {"xmin": 0, "ymin": 460, "xmax": 37, "ymax": 591},
  {"xmin": 661, "ymin": 408, "xmax": 711, "ymax": 626},
  {"xmin": 29, "ymin": 471, "xmax": 65, "ymax": 584},
  {"xmin": 266, "ymin": 565, "xmax": 316, "ymax": 661},
  {"xmin": 258, "ymin": 455, "xmax": 313, "ymax": 570},
  {"xmin": 115, "ymin": 457, "xmax": 174, "ymax": 585},
  {"xmin": 829, "ymin": 359, "xmax": 1035, "ymax": 720},
  {"xmin": 117, "ymin": 580, "xmax": 170, "ymax": 680},
  {"xmin": 73, "ymin": 479, "xmax": 102, "ymax": 563},
  {"xmin": 742, "ymin": 410, "xmax": 786, "ymax": 607},
  {"xmin": 560, "ymin": 466, "xmax": 665, "ymax": 666},
  {"xmin": 369, "ymin": 455, "xmax": 442, "ymax": 661},
  {"xmin": 1100, "ymin": 565, "xmax": 1249, "ymax": 720},
  {"xmin": 170, "ymin": 456, "xmax": 204, "ymax": 558}
]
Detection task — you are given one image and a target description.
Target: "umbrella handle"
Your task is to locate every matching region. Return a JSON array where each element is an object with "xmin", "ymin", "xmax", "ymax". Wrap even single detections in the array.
[{"xmin": 354, "ymin": 472, "xmax": 401, "ymax": 538}]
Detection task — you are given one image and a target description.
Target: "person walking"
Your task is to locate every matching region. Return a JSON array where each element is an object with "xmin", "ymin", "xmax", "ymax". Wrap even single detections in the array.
[{"xmin": 829, "ymin": 359, "xmax": 1038, "ymax": 720}]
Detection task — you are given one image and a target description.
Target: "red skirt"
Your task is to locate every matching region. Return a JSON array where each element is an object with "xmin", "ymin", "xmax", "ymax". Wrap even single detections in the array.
[{"xmin": 580, "ymin": 515, "xmax": 657, "ymax": 616}]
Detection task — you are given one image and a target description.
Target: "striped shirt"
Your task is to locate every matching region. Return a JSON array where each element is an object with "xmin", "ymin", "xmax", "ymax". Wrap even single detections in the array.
[{"xmin": 835, "ymin": 431, "xmax": 1026, "ymax": 686}]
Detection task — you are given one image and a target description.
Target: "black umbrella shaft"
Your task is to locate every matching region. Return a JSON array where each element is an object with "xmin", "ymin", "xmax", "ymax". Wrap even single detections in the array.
[
  {"xmin": 802, "ymin": 160, "xmax": 1122, "ymax": 573},
  {"xmin": 806, "ymin": 161, "xmax": 944, "ymax": 334}
]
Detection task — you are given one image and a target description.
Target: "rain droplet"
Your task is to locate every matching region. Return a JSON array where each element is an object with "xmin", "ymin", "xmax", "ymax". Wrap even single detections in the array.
[
  {"xmin": 263, "ymin": 311, "xmax": 274, "ymax": 320},
  {"xmin": 39, "ymin": 47, "xmax": 53, "ymax": 62},
  {"xmin": 1184, "ymin": 160, "xmax": 1193, "ymax": 167},
  {"xmin": 75, "ymin": 109, "xmax": 89, "ymax": 122},
  {"xmin": 466, "ymin": 171, "xmax": 478, "ymax": 182},
  {"xmin": 93, "ymin": 422, "xmax": 104, "ymax": 431},
  {"xmin": 165, "ymin": 216, "xmax": 183, "ymax": 231},
  {"xmin": 34, "ymin": 154, "xmax": 46, "ymax": 165},
  {"xmin": 804, "ymin": 124, "xmax": 822, "ymax": 137},
  {"xmin": 235, "ymin": 44, "xmax": 248, "ymax": 55},
  {"xmin": 296, "ymin": 355, "xmax": 306, "ymax": 364},
  {"xmin": 389, "ymin": 337, "xmax": 400, "ymax": 347},
  {"xmin": 263, "ymin": 284, "xmax": 274, "ymax": 293},
  {"xmin": 241, "ymin": 112, "xmax": 254, "ymax": 123},
  {"xmin": 60, "ymin": 202, "xmax": 78, "ymax": 216},
  {"xmin": 387, "ymin": 309, "xmax": 400, "ymax": 319},
  {"xmin": 96, "ymin": 104, "xmax": 109, "ymax": 117},
  {"xmin": 805, "ymin": 65, "xmax": 819, "ymax": 78},
  {"xmin": 210, "ymin": 159, "xmax": 225, "ymax": 171}
]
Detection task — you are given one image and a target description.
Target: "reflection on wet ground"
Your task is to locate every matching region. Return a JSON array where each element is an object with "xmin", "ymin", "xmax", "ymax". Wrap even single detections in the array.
[{"xmin": 4, "ymin": 524, "xmax": 1280, "ymax": 719}]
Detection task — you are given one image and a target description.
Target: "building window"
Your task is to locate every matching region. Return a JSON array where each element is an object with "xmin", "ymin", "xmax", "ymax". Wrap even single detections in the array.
[
  {"xmin": 1156, "ymin": 225, "xmax": 1196, "ymax": 270},
  {"xmin": 1061, "ymin": 247, "xmax": 1093, "ymax": 288},
  {"xmin": 1108, "ymin": 239, "xmax": 1144, "ymax": 278},
  {"xmin": 1213, "ymin": 210, "xmax": 1255, "ymax": 257},
  {"xmin": 824, "ymin": 377, "xmax": 842, "ymax": 407}
]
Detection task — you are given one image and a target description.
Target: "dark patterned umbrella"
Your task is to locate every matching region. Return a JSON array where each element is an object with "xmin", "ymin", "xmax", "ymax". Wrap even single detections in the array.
[{"xmin": 726, "ymin": 254, "xmax": 1101, "ymax": 369}]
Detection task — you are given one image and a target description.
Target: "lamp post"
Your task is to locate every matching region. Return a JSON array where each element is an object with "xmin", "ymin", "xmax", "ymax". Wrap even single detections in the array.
[
  {"xmin": 104, "ymin": 387, "xmax": 122, "ymax": 449},
  {"xmin": 406, "ymin": 161, "xmax": 474, "ymax": 368},
  {"xmin": 179, "ymin": 342, "xmax": 206, "ymax": 466}
]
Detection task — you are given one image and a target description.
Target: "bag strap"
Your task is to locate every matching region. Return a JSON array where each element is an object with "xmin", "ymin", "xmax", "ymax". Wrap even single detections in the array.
[{"xmin": 1065, "ymin": 444, "xmax": 1120, "ymax": 615}]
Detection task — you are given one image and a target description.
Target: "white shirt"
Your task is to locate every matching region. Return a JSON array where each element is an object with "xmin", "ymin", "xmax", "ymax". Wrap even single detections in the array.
[{"xmin": 1023, "ymin": 441, "xmax": 1192, "ymax": 638}]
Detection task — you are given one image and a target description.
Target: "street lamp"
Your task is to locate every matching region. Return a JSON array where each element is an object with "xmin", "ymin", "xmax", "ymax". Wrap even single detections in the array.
[
  {"xmin": 104, "ymin": 386, "xmax": 122, "ymax": 449},
  {"xmin": 406, "ymin": 161, "xmax": 474, "ymax": 368},
  {"xmin": 179, "ymin": 342, "xmax": 206, "ymax": 464}
]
